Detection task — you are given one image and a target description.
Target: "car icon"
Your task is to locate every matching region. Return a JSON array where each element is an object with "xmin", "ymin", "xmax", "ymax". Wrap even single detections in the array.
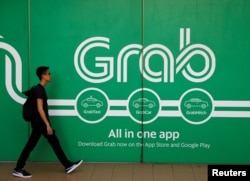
[
  {"xmin": 81, "ymin": 96, "xmax": 103, "ymax": 108},
  {"xmin": 184, "ymin": 98, "xmax": 208, "ymax": 109},
  {"xmin": 132, "ymin": 98, "xmax": 155, "ymax": 109}
]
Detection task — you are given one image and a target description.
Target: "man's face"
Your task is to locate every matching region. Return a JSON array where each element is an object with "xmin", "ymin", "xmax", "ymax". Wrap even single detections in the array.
[{"xmin": 42, "ymin": 70, "xmax": 52, "ymax": 82}]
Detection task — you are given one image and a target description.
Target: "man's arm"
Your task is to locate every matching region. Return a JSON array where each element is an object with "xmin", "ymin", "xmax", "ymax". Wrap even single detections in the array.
[{"xmin": 37, "ymin": 98, "xmax": 53, "ymax": 135}]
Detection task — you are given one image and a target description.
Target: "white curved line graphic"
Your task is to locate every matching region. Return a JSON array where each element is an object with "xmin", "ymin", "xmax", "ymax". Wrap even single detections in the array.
[
  {"xmin": 0, "ymin": 40, "xmax": 25, "ymax": 104},
  {"xmin": 1, "ymin": 35, "xmax": 250, "ymax": 122}
]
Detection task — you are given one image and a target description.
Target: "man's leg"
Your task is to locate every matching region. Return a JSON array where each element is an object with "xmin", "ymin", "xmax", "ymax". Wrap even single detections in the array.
[
  {"xmin": 44, "ymin": 131, "xmax": 71, "ymax": 168},
  {"xmin": 15, "ymin": 128, "xmax": 41, "ymax": 169}
]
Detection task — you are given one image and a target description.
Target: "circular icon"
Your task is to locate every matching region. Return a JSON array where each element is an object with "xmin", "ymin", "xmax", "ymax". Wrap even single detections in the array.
[
  {"xmin": 179, "ymin": 88, "xmax": 214, "ymax": 125},
  {"xmin": 75, "ymin": 88, "xmax": 109, "ymax": 124},
  {"xmin": 127, "ymin": 88, "xmax": 160, "ymax": 124}
]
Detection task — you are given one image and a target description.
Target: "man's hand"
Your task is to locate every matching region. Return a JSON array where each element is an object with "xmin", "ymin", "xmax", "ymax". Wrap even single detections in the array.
[{"xmin": 47, "ymin": 125, "xmax": 53, "ymax": 135}]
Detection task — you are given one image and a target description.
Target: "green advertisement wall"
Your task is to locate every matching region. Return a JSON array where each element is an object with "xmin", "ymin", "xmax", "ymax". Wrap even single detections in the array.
[{"xmin": 1, "ymin": 0, "xmax": 250, "ymax": 164}]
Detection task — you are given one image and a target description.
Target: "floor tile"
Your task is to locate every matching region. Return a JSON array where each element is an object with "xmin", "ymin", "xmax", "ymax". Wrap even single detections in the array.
[{"xmin": 0, "ymin": 162, "xmax": 208, "ymax": 181}]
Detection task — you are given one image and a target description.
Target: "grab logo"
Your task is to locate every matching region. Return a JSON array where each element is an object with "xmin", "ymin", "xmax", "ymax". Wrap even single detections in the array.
[{"xmin": 74, "ymin": 28, "xmax": 216, "ymax": 83}]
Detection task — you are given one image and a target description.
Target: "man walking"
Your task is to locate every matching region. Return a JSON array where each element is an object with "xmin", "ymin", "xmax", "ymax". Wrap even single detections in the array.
[{"xmin": 13, "ymin": 66, "xmax": 82, "ymax": 178}]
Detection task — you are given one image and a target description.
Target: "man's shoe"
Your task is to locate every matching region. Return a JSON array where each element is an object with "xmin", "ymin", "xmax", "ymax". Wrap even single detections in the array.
[
  {"xmin": 65, "ymin": 160, "xmax": 83, "ymax": 174},
  {"xmin": 13, "ymin": 168, "xmax": 32, "ymax": 178}
]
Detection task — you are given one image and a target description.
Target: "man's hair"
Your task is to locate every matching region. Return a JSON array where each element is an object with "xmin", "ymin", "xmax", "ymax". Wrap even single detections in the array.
[{"xmin": 36, "ymin": 66, "xmax": 49, "ymax": 80}]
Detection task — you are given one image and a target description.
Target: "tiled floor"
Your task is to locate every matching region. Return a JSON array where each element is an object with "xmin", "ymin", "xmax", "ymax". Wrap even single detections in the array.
[{"xmin": 0, "ymin": 162, "xmax": 207, "ymax": 181}]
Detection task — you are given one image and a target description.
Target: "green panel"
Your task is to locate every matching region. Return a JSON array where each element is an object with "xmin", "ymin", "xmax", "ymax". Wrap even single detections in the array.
[
  {"xmin": 1, "ymin": 0, "xmax": 250, "ymax": 164},
  {"xmin": 0, "ymin": 0, "xmax": 29, "ymax": 161},
  {"xmin": 29, "ymin": 0, "xmax": 143, "ymax": 162},
  {"xmin": 142, "ymin": 0, "xmax": 250, "ymax": 164}
]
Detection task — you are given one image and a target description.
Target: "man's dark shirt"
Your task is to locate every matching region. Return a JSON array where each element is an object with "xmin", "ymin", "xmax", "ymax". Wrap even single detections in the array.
[{"xmin": 31, "ymin": 84, "xmax": 50, "ymax": 130}]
